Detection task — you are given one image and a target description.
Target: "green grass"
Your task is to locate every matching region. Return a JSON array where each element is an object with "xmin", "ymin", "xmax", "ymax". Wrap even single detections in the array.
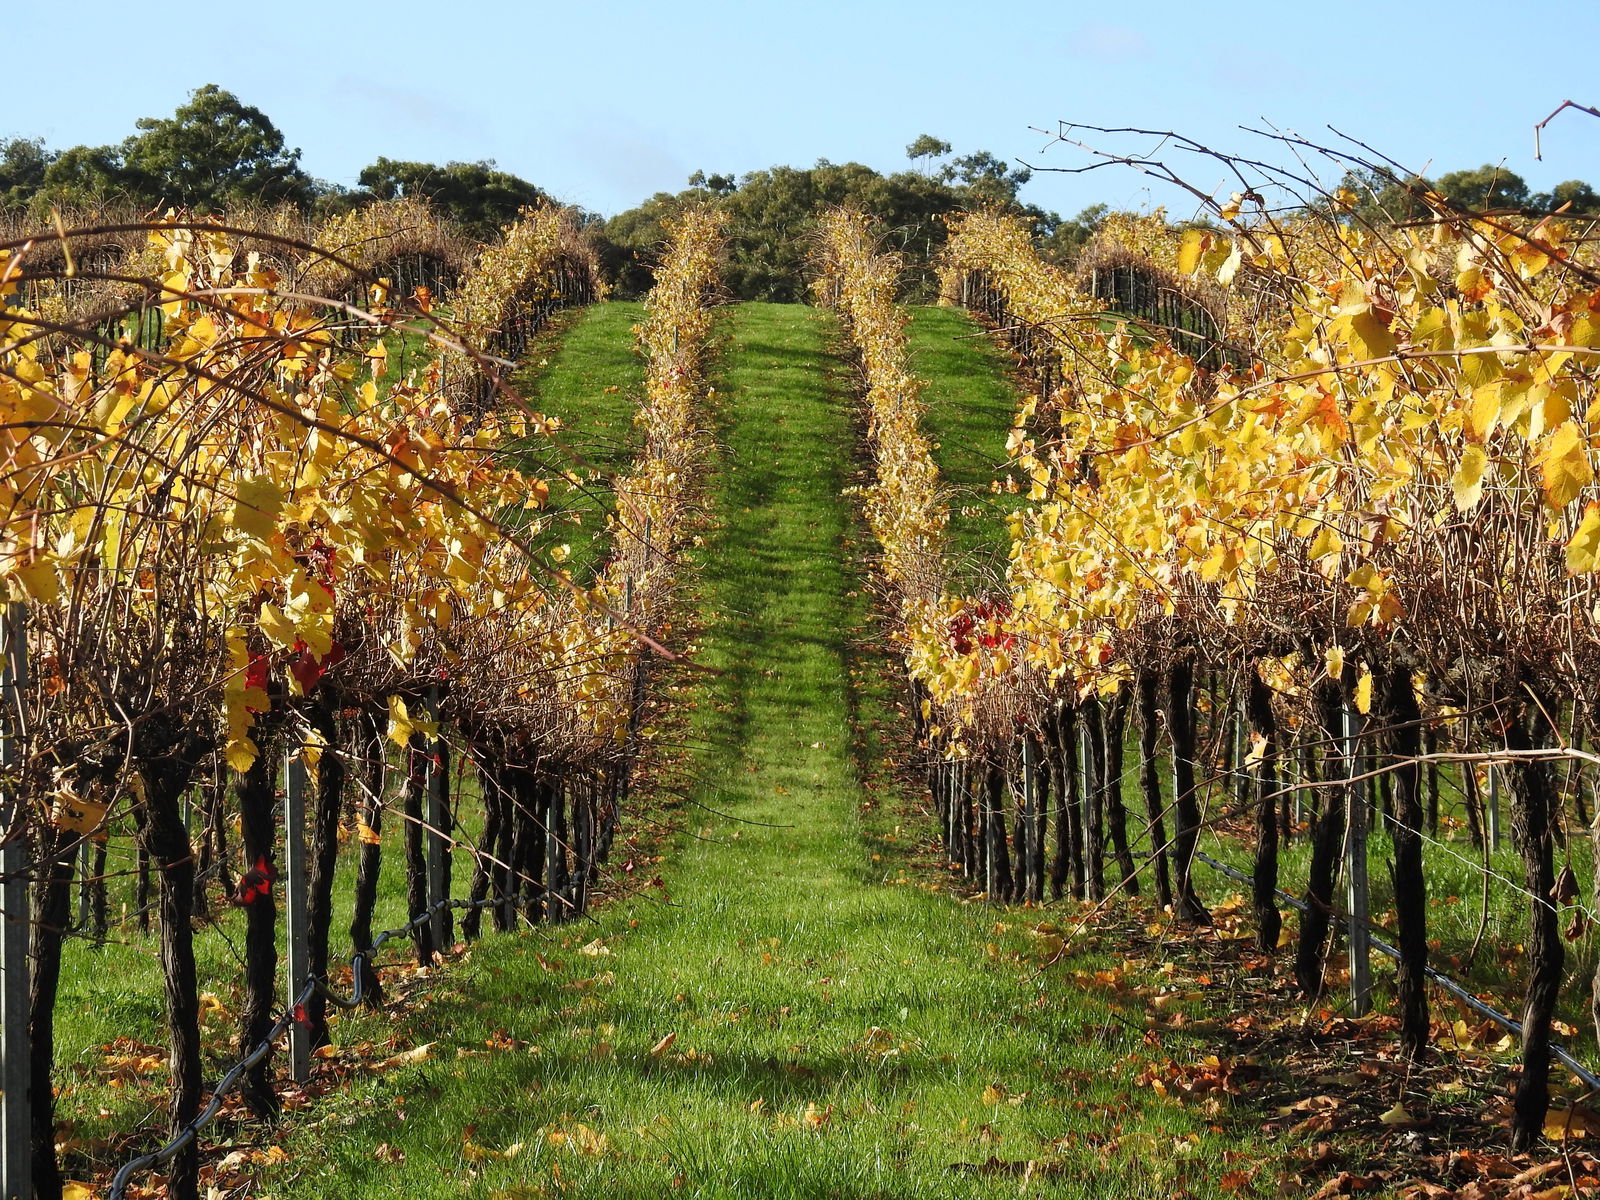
[
  {"xmin": 50, "ymin": 804, "xmax": 433, "ymax": 1170},
  {"xmin": 904, "ymin": 306, "xmax": 1021, "ymax": 587},
  {"xmin": 1192, "ymin": 761, "xmax": 1600, "ymax": 1050},
  {"xmin": 257, "ymin": 304, "xmax": 1271, "ymax": 1199},
  {"xmin": 511, "ymin": 301, "xmax": 649, "ymax": 578}
]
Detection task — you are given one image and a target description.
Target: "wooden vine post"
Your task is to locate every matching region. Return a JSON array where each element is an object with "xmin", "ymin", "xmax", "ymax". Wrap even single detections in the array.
[
  {"xmin": 1, "ymin": 605, "xmax": 29, "ymax": 1200},
  {"xmin": 284, "ymin": 750, "xmax": 311, "ymax": 1084},
  {"xmin": 426, "ymin": 687, "xmax": 451, "ymax": 951}
]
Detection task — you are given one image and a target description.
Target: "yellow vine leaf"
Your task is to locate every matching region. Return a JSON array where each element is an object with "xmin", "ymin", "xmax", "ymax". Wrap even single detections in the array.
[
  {"xmin": 1451, "ymin": 445, "xmax": 1489, "ymax": 511},
  {"xmin": 1333, "ymin": 305, "xmax": 1396, "ymax": 361},
  {"xmin": 387, "ymin": 694, "xmax": 438, "ymax": 747},
  {"xmin": 1354, "ymin": 668, "xmax": 1373, "ymax": 715},
  {"xmin": 1567, "ymin": 502, "xmax": 1600, "ymax": 573},
  {"xmin": 1539, "ymin": 421, "xmax": 1593, "ymax": 509},
  {"xmin": 231, "ymin": 476, "xmax": 284, "ymax": 540},
  {"xmin": 224, "ymin": 726, "xmax": 259, "ymax": 775},
  {"xmin": 1467, "ymin": 383, "xmax": 1503, "ymax": 442},
  {"xmin": 1176, "ymin": 229, "xmax": 1209, "ymax": 276},
  {"xmin": 12, "ymin": 557, "xmax": 60, "ymax": 604},
  {"xmin": 1308, "ymin": 526, "xmax": 1343, "ymax": 577},
  {"xmin": 258, "ymin": 602, "xmax": 297, "ymax": 651},
  {"xmin": 1216, "ymin": 240, "xmax": 1243, "ymax": 286}
]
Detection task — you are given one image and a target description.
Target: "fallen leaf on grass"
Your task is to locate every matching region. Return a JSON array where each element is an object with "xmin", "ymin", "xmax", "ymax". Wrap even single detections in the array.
[
  {"xmin": 649, "ymin": 1032, "xmax": 677, "ymax": 1057},
  {"xmin": 380, "ymin": 1043, "xmax": 434, "ymax": 1069},
  {"xmin": 578, "ymin": 939, "xmax": 610, "ymax": 957},
  {"xmin": 542, "ymin": 1123, "xmax": 607, "ymax": 1156},
  {"xmin": 1509, "ymin": 1160, "xmax": 1564, "ymax": 1188},
  {"xmin": 463, "ymin": 1136, "xmax": 524, "ymax": 1162},
  {"xmin": 1307, "ymin": 1171, "xmax": 1377, "ymax": 1198}
]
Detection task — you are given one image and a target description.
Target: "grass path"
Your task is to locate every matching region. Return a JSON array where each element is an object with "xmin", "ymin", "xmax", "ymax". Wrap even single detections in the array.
[
  {"xmin": 267, "ymin": 303, "xmax": 1254, "ymax": 1198},
  {"xmin": 905, "ymin": 305, "xmax": 1021, "ymax": 584},
  {"xmin": 514, "ymin": 300, "xmax": 648, "ymax": 575}
]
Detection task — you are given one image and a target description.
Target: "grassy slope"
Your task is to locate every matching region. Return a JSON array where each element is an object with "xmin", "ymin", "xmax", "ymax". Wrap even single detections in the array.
[
  {"xmin": 904, "ymin": 305, "xmax": 1020, "ymax": 588},
  {"xmin": 512, "ymin": 301, "xmax": 648, "ymax": 577},
  {"xmin": 261, "ymin": 304, "xmax": 1263, "ymax": 1199}
]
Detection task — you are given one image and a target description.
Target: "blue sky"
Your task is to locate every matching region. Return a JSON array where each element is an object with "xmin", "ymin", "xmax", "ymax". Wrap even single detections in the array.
[{"xmin": 14, "ymin": 1, "xmax": 1600, "ymax": 219}]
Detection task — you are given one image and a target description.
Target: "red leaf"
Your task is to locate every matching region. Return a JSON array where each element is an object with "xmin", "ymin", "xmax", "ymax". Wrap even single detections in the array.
[{"xmin": 231, "ymin": 855, "xmax": 277, "ymax": 906}]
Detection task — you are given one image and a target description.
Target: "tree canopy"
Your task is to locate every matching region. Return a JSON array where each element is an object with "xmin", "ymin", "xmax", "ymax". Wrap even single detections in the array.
[
  {"xmin": 1336, "ymin": 163, "xmax": 1600, "ymax": 223},
  {"xmin": 356, "ymin": 157, "xmax": 547, "ymax": 237},
  {"xmin": 120, "ymin": 84, "xmax": 314, "ymax": 210},
  {"xmin": 0, "ymin": 87, "xmax": 543, "ymax": 231},
  {"xmin": 597, "ymin": 142, "xmax": 1063, "ymax": 301}
]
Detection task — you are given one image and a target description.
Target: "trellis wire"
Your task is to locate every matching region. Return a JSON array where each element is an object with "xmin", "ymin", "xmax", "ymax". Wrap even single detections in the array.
[
  {"xmin": 107, "ymin": 892, "xmax": 499, "ymax": 1200},
  {"xmin": 1192, "ymin": 849, "xmax": 1600, "ymax": 1093}
]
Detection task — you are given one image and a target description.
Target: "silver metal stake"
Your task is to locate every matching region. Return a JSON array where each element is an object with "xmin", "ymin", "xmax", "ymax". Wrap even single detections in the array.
[
  {"xmin": 1343, "ymin": 700, "xmax": 1372, "ymax": 1015},
  {"xmin": 1487, "ymin": 763, "xmax": 1502, "ymax": 850},
  {"xmin": 1021, "ymin": 736, "xmax": 1037, "ymax": 898}
]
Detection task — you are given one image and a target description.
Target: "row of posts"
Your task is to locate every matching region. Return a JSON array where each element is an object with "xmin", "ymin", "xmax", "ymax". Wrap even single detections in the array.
[
  {"xmin": 0, "ymin": 616, "xmax": 455, "ymax": 1198},
  {"xmin": 999, "ymin": 689, "xmax": 1508, "ymax": 1022},
  {"xmin": 281, "ymin": 691, "xmax": 450, "ymax": 1083}
]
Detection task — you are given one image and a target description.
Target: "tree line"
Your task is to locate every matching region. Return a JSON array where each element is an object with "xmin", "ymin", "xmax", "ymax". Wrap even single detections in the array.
[
  {"xmin": 9, "ymin": 87, "xmax": 1593, "ymax": 303},
  {"xmin": 0, "ymin": 84, "xmax": 546, "ymax": 238},
  {"xmin": 0, "ymin": 92, "xmax": 1099, "ymax": 302}
]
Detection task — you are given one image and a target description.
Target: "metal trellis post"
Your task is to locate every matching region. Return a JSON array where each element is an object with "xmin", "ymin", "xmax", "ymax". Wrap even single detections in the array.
[
  {"xmin": 1021, "ymin": 735, "xmax": 1037, "ymax": 901},
  {"xmin": 1487, "ymin": 762, "xmax": 1502, "ymax": 849},
  {"xmin": 1343, "ymin": 700, "xmax": 1372, "ymax": 1015}
]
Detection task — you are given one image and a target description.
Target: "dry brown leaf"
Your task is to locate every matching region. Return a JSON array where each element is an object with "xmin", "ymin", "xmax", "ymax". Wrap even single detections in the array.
[{"xmin": 380, "ymin": 1042, "xmax": 434, "ymax": 1069}]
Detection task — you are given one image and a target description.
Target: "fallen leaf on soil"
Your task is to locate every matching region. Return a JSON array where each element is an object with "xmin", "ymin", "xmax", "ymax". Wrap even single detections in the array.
[{"xmin": 1544, "ymin": 1104, "xmax": 1600, "ymax": 1138}]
